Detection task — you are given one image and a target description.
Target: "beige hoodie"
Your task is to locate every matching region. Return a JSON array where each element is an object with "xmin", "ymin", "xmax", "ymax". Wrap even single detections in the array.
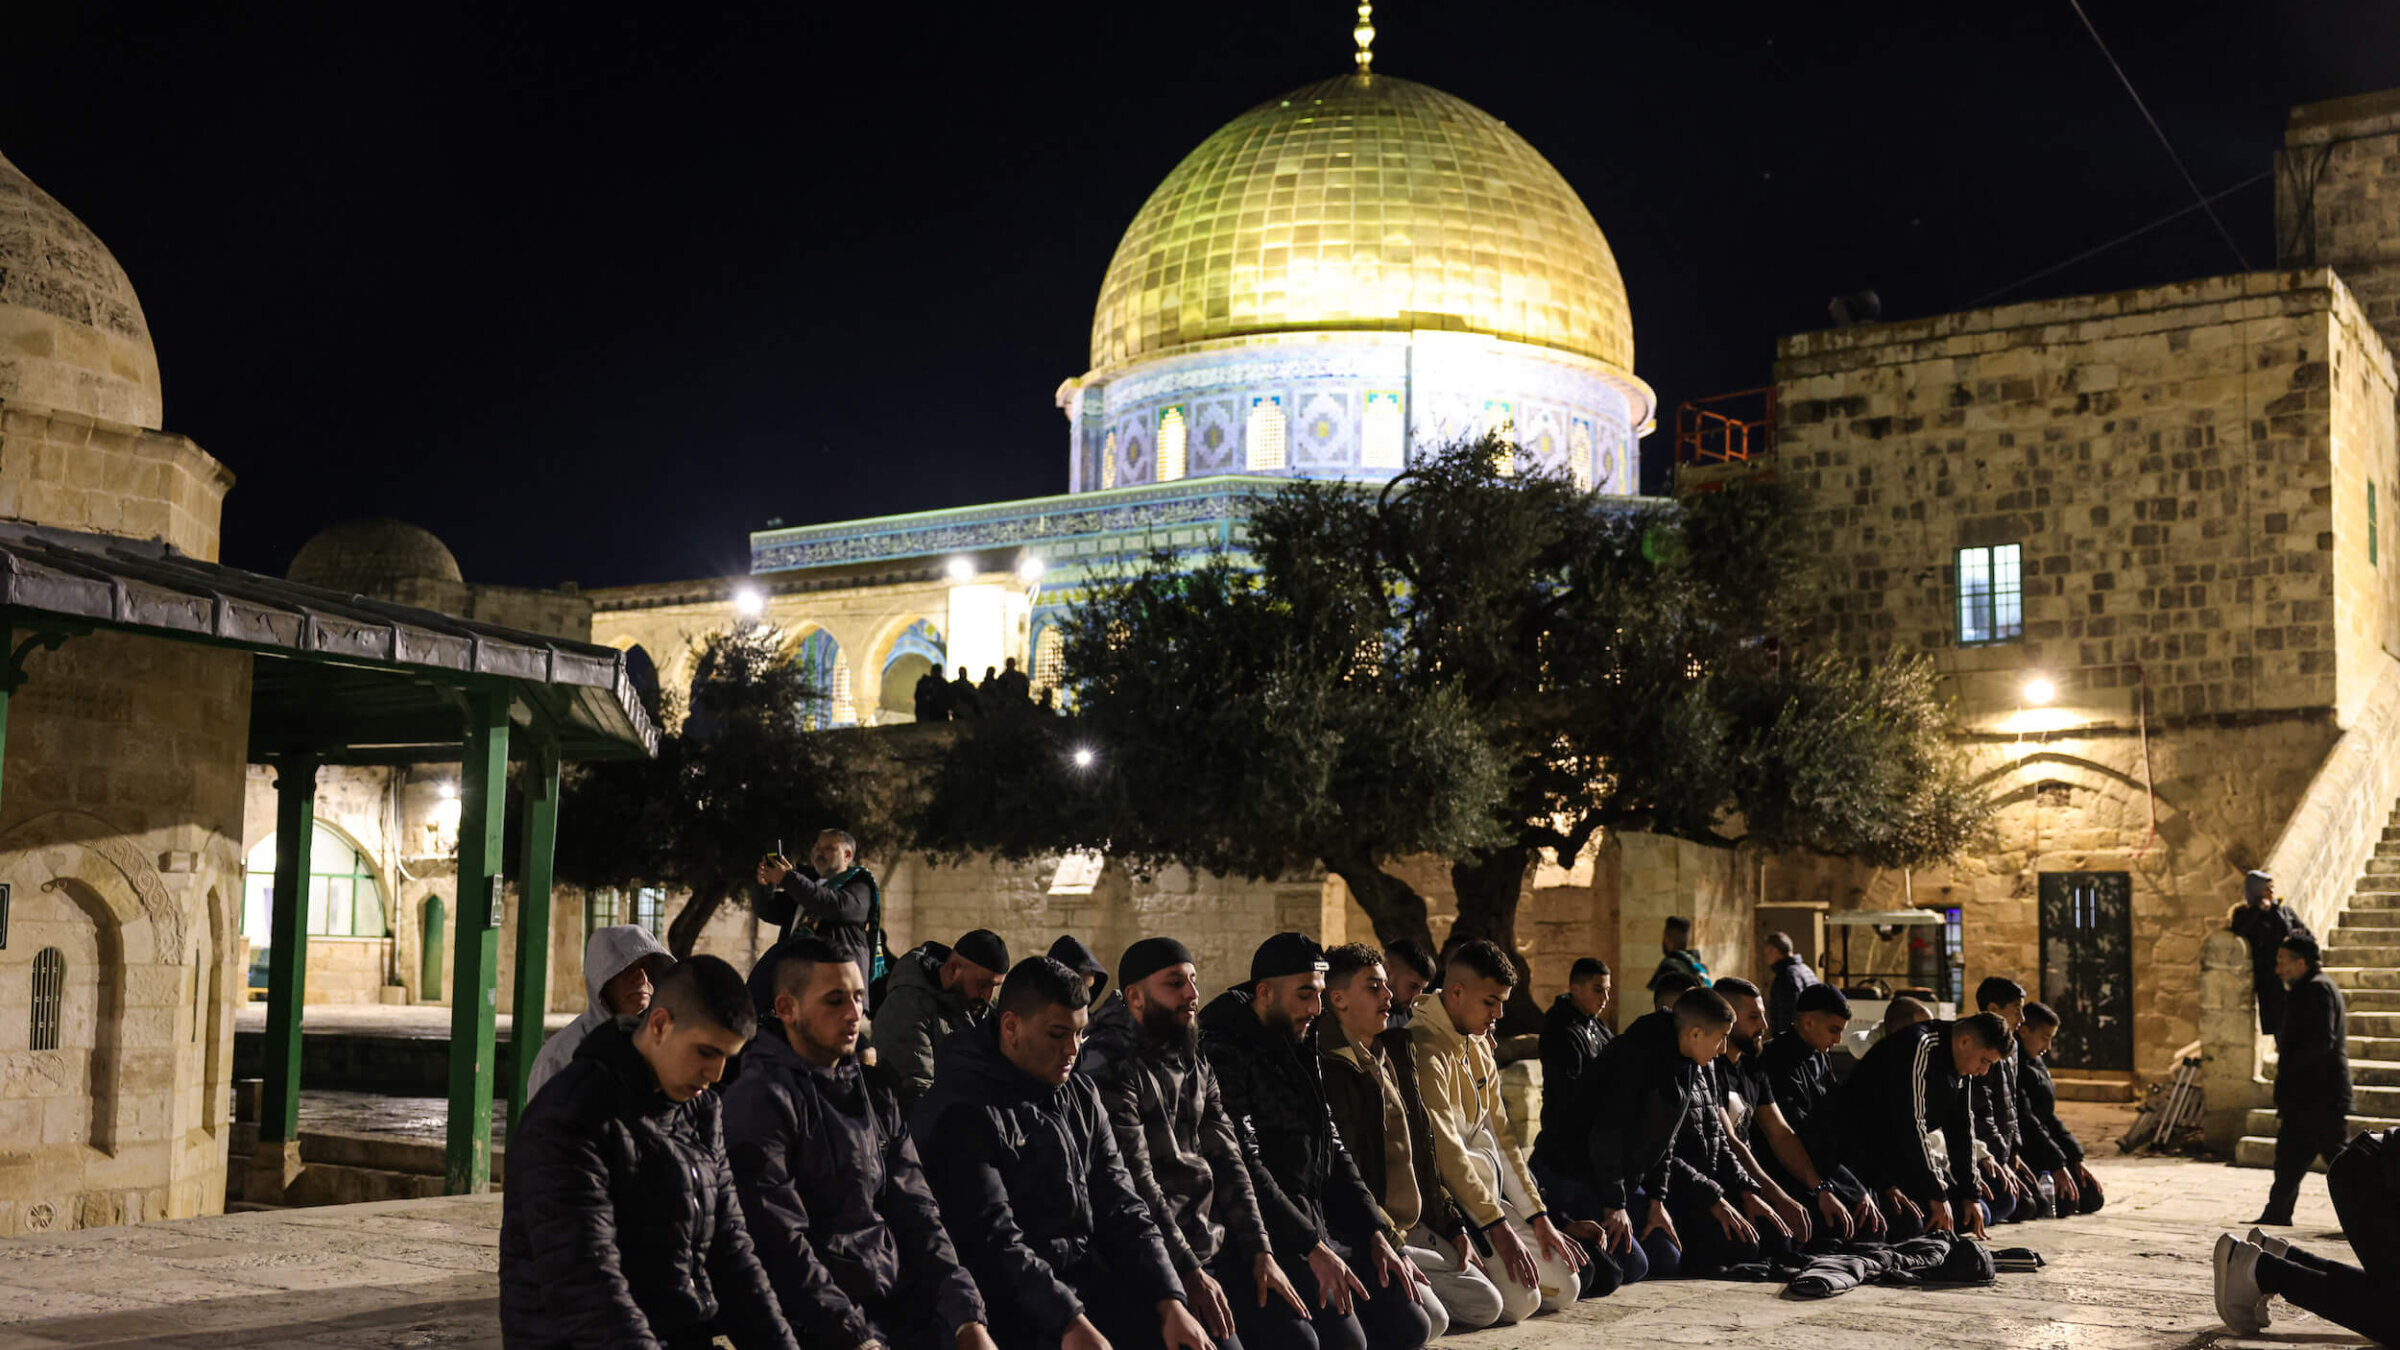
[{"xmin": 1406, "ymin": 990, "xmax": 1544, "ymax": 1229}]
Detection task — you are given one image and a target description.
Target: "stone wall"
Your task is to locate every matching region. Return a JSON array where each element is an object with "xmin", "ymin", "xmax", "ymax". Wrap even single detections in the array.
[
  {"xmin": 2280, "ymin": 89, "xmax": 2400, "ymax": 358},
  {"xmin": 0, "ymin": 404, "xmax": 231, "ymax": 562}
]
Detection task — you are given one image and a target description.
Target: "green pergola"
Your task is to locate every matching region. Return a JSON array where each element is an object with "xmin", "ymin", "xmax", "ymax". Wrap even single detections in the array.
[{"xmin": 0, "ymin": 521, "xmax": 657, "ymax": 1195}]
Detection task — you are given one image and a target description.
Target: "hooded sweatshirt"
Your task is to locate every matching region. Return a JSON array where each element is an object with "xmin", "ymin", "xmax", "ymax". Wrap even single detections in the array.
[
  {"xmin": 869, "ymin": 942, "xmax": 989, "ymax": 1113},
  {"xmin": 1047, "ymin": 935, "xmax": 1110, "ymax": 998},
  {"xmin": 525, "ymin": 925, "xmax": 670, "ymax": 1103},
  {"xmin": 1406, "ymin": 991, "xmax": 1548, "ymax": 1229}
]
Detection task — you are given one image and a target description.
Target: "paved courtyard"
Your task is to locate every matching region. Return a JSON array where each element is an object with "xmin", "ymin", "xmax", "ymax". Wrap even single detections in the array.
[{"xmin": 0, "ymin": 1115, "xmax": 2371, "ymax": 1350}]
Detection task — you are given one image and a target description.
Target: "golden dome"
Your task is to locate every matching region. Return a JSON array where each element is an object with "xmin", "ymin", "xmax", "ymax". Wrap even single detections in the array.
[{"xmin": 1089, "ymin": 74, "xmax": 1632, "ymax": 375}]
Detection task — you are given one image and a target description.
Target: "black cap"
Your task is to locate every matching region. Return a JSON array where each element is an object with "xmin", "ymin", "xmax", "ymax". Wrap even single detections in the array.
[
  {"xmin": 1251, "ymin": 931, "xmax": 1329, "ymax": 983},
  {"xmin": 954, "ymin": 929, "xmax": 1011, "ymax": 973},
  {"xmin": 1119, "ymin": 936, "xmax": 1197, "ymax": 990}
]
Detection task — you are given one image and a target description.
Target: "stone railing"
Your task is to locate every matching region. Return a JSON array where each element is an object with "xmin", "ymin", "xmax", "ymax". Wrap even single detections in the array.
[{"xmin": 2201, "ymin": 653, "xmax": 2400, "ymax": 1149}]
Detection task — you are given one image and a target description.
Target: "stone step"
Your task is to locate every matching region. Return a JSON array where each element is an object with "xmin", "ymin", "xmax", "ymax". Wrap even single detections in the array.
[
  {"xmin": 2353, "ymin": 1036, "xmax": 2400, "ymax": 1061},
  {"xmin": 2347, "ymin": 887, "xmax": 2400, "ymax": 906},
  {"xmin": 2326, "ymin": 966, "xmax": 2400, "ymax": 990},
  {"xmin": 2235, "ymin": 1135, "xmax": 2332, "ymax": 1170},
  {"xmin": 2243, "ymin": 1107, "xmax": 2400, "ymax": 1135},
  {"xmin": 2050, "ymin": 1072, "xmax": 2139, "ymax": 1103},
  {"xmin": 2325, "ymin": 945, "xmax": 2400, "ymax": 968},
  {"xmin": 2266, "ymin": 1058, "xmax": 2400, "ymax": 1088},
  {"xmin": 2342, "ymin": 987, "xmax": 2400, "ymax": 1010},
  {"xmin": 2334, "ymin": 923, "xmax": 2400, "ymax": 943},
  {"xmin": 2351, "ymin": 1012, "xmax": 2400, "ymax": 1036}
]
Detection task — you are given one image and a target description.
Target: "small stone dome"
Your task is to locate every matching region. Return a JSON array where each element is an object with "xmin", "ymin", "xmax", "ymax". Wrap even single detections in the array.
[
  {"xmin": 0, "ymin": 150, "xmax": 164, "ymax": 429},
  {"xmin": 288, "ymin": 519, "xmax": 464, "ymax": 593}
]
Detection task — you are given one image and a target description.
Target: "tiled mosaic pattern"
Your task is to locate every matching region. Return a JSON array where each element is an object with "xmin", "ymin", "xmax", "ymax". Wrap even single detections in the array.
[{"xmin": 1089, "ymin": 75, "xmax": 1632, "ymax": 373}]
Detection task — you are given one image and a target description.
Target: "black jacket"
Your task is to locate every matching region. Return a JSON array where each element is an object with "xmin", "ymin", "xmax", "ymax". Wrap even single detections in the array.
[
  {"xmin": 2015, "ymin": 1041, "xmax": 2083, "ymax": 1171},
  {"xmin": 759, "ymin": 865, "xmax": 880, "ymax": 991},
  {"xmin": 1757, "ymin": 1032, "xmax": 1866, "ymax": 1195},
  {"xmin": 2275, "ymin": 969, "xmax": 2352, "ymax": 1113},
  {"xmin": 1825, "ymin": 1019, "xmax": 1977, "ymax": 1209},
  {"xmin": 1079, "ymin": 991, "xmax": 1273, "ymax": 1272},
  {"xmin": 1767, "ymin": 957, "xmax": 1820, "ymax": 1037},
  {"xmin": 2229, "ymin": 902, "xmax": 2310, "ymax": 988},
  {"xmin": 721, "ymin": 1031, "xmax": 983, "ymax": 1350},
  {"xmin": 1671, "ymin": 1060, "xmax": 1763, "ymax": 1204},
  {"xmin": 909, "ymin": 1019, "xmax": 1181, "ymax": 1341},
  {"xmin": 1529, "ymin": 994, "xmax": 1610, "ymax": 1177},
  {"xmin": 1579, "ymin": 1010, "xmax": 1707, "ymax": 1210},
  {"xmin": 499, "ymin": 1020, "xmax": 796, "ymax": 1350},
  {"xmin": 1047, "ymin": 935, "xmax": 1110, "ymax": 998},
  {"xmin": 1199, "ymin": 987, "xmax": 1384, "ymax": 1254},
  {"xmin": 1972, "ymin": 1039, "xmax": 2025, "ymax": 1165}
]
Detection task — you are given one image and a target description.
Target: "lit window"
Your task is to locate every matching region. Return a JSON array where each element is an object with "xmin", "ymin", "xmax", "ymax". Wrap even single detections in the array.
[
  {"xmin": 796, "ymin": 630, "xmax": 855, "ymax": 728},
  {"xmin": 1362, "ymin": 392, "xmax": 1405, "ymax": 468},
  {"xmin": 1569, "ymin": 420, "xmax": 1594, "ymax": 490},
  {"xmin": 1246, "ymin": 396, "xmax": 1287, "ymax": 471},
  {"xmin": 242, "ymin": 824, "xmax": 388, "ymax": 941},
  {"xmin": 587, "ymin": 887, "xmax": 620, "ymax": 938},
  {"xmin": 1101, "ymin": 431, "xmax": 1117, "ymax": 490},
  {"xmin": 1484, "ymin": 400, "xmax": 1515, "ymax": 475},
  {"xmin": 1157, "ymin": 406, "xmax": 1188, "ymax": 482},
  {"xmin": 634, "ymin": 888, "xmax": 666, "ymax": 935},
  {"xmin": 1956, "ymin": 544, "xmax": 2024, "ymax": 644},
  {"xmin": 1033, "ymin": 626, "xmax": 1066, "ymax": 691},
  {"xmin": 30, "ymin": 947, "xmax": 63, "ymax": 1051}
]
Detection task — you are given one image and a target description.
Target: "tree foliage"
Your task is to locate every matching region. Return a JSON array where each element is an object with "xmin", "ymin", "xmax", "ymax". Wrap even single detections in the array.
[
  {"xmin": 556, "ymin": 623, "xmax": 842, "ymax": 957},
  {"xmin": 919, "ymin": 435, "xmax": 1990, "ymax": 970}
]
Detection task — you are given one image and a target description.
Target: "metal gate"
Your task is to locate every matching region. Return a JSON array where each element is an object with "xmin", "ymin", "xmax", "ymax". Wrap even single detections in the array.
[{"xmin": 2037, "ymin": 871, "xmax": 2134, "ymax": 1071}]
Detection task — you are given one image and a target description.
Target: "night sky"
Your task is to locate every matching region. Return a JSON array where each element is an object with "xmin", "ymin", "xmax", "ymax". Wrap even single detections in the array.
[{"xmin": 2, "ymin": 2, "xmax": 2393, "ymax": 589}]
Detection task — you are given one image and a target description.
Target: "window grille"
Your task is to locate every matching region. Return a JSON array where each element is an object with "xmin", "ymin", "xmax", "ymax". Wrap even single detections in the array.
[
  {"xmin": 1157, "ymin": 407, "xmax": 1188, "ymax": 482},
  {"xmin": 1033, "ymin": 627, "xmax": 1066, "ymax": 691},
  {"xmin": 1955, "ymin": 544, "xmax": 2024, "ymax": 644},
  {"xmin": 30, "ymin": 947, "xmax": 64, "ymax": 1051},
  {"xmin": 1246, "ymin": 397, "xmax": 1287, "ymax": 471},
  {"xmin": 1362, "ymin": 392, "xmax": 1405, "ymax": 468},
  {"xmin": 1570, "ymin": 420, "xmax": 1594, "ymax": 490}
]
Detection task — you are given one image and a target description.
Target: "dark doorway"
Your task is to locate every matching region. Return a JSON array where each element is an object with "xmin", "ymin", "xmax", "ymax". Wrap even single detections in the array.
[{"xmin": 2037, "ymin": 871, "xmax": 2135, "ymax": 1071}]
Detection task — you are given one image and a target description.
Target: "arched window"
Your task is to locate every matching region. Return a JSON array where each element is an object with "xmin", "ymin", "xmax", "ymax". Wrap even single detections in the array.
[
  {"xmin": 1102, "ymin": 431, "xmax": 1118, "ymax": 490},
  {"xmin": 1246, "ymin": 396, "xmax": 1287, "ymax": 471},
  {"xmin": 1569, "ymin": 419, "xmax": 1594, "ymax": 491},
  {"xmin": 241, "ymin": 825, "xmax": 387, "ymax": 941},
  {"xmin": 1157, "ymin": 406, "xmax": 1188, "ymax": 483},
  {"xmin": 1362, "ymin": 391, "xmax": 1405, "ymax": 468},
  {"xmin": 795, "ymin": 629, "xmax": 856, "ymax": 729},
  {"xmin": 1484, "ymin": 401, "xmax": 1516, "ymax": 476},
  {"xmin": 1033, "ymin": 625, "xmax": 1066, "ymax": 692},
  {"xmin": 30, "ymin": 947, "xmax": 64, "ymax": 1051},
  {"xmin": 881, "ymin": 620, "xmax": 947, "ymax": 720}
]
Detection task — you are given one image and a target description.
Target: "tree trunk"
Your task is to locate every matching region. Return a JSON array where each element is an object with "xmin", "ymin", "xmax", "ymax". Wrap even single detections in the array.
[
  {"xmin": 666, "ymin": 879, "xmax": 729, "ymax": 960},
  {"xmin": 1449, "ymin": 845, "xmax": 1545, "ymax": 1032},
  {"xmin": 1325, "ymin": 850, "xmax": 1435, "ymax": 950}
]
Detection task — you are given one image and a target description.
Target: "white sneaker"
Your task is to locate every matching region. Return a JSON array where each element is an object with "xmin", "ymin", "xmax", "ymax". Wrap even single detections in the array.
[
  {"xmin": 2215, "ymin": 1232, "xmax": 2273, "ymax": 1334},
  {"xmin": 2247, "ymin": 1227, "xmax": 2293, "ymax": 1260}
]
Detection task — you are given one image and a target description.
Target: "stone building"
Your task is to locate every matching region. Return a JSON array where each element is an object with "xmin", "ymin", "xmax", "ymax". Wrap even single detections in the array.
[{"xmin": 1749, "ymin": 88, "xmax": 2400, "ymax": 1143}]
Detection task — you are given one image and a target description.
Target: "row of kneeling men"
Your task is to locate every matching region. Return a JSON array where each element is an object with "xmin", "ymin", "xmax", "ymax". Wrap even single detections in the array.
[{"xmin": 497, "ymin": 930, "xmax": 2100, "ymax": 1350}]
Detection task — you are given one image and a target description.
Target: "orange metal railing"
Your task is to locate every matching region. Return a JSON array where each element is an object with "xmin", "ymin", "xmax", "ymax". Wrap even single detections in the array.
[{"xmin": 1675, "ymin": 386, "xmax": 1777, "ymax": 465}]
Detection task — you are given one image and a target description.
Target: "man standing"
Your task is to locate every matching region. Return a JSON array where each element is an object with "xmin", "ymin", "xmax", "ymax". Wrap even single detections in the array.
[
  {"xmin": 2229, "ymin": 871, "xmax": 2311, "ymax": 1033},
  {"xmin": 912, "ymin": 957, "xmax": 1209, "ymax": 1350},
  {"xmin": 1820, "ymin": 1013, "xmax": 2007, "ymax": 1242},
  {"xmin": 871, "ymin": 929, "xmax": 1010, "ymax": 1112},
  {"xmin": 1203, "ymin": 933, "xmax": 1432, "ymax": 1350},
  {"xmin": 1527, "ymin": 959, "xmax": 1611, "ymax": 1218},
  {"xmin": 501, "ymin": 957, "xmax": 794, "ymax": 1350},
  {"xmin": 1318, "ymin": 943, "xmax": 1504, "ymax": 1335},
  {"xmin": 913, "ymin": 666, "xmax": 952, "ymax": 723},
  {"xmin": 2256, "ymin": 934, "xmax": 2352, "ymax": 1227},
  {"xmin": 757, "ymin": 829, "xmax": 882, "ymax": 992},
  {"xmin": 725, "ymin": 938, "xmax": 994, "ymax": 1350},
  {"xmin": 1647, "ymin": 917, "xmax": 1709, "ymax": 994},
  {"xmin": 526, "ymin": 924, "xmax": 673, "ymax": 1101},
  {"xmin": 1411, "ymin": 939, "xmax": 1588, "ymax": 1320},
  {"xmin": 2015, "ymin": 1002, "xmax": 2102, "ymax": 1215},
  {"xmin": 1761, "ymin": 932, "xmax": 1819, "ymax": 1039},
  {"xmin": 1080, "ymin": 937, "xmax": 1314, "ymax": 1350}
]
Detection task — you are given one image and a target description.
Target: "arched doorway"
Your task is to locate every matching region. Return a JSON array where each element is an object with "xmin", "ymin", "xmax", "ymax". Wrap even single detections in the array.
[{"xmin": 880, "ymin": 619, "xmax": 946, "ymax": 721}]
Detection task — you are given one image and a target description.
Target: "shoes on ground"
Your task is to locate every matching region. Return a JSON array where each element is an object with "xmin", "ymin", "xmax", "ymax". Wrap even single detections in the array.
[
  {"xmin": 2214, "ymin": 1232, "xmax": 2273, "ymax": 1335},
  {"xmin": 2246, "ymin": 1227, "xmax": 2293, "ymax": 1260}
]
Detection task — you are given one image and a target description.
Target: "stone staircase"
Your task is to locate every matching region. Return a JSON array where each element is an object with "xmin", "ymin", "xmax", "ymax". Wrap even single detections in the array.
[{"xmin": 2235, "ymin": 819, "xmax": 2400, "ymax": 1166}]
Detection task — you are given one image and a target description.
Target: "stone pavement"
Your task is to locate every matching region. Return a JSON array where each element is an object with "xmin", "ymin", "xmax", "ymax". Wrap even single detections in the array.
[{"xmin": 0, "ymin": 1132, "xmax": 2374, "ymax": 1350}]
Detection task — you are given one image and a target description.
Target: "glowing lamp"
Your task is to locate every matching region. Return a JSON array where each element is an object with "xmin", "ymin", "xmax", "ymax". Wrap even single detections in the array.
[
  {"xmin": 1072, "ymin": 747, "xmax": 1097, "ymax": 769},
  {"xmin": 2022, "ymin": 676, "xmax": 2057, "ymax": 706},
  {"xmin": 435, "ymin": 781, "xmax": 459, "ymax": 801},
  {"xmin": 946, "ymin": 557, "xmax": 977, "ymax": 582},
  {"xmin": 1018, "ymin": 556, "xmax": 1047, "ymax": 584},
  {"xmin": 732, "ymin": 586, "xmax": 766, "ymax": 619}
]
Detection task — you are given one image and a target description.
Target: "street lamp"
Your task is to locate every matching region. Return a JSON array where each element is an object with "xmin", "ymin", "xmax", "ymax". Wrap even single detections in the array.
[
  {"xmin": 946, "ymin": 556, "xmax": 976, "ymax": 582},
  {"xmin": 2023, "ymin": 675, "xmax": 2057, "ymax": 706},
  {"xmin": 1018, "ymin": 556, "xmax": 1047, "ymax": 584},
  {"xmin": 732, "ymin": 585, "xmax": 765, "ymax": 619},
  {"xmin": 1072, "ymin": 746, "xmax": 1096, "ymax": 769}
]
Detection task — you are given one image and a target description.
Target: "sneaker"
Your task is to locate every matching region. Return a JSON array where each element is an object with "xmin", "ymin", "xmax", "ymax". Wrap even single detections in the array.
[
  {"xmin": 2215, "ymin": 1233, "xmax": 2273, "ymax": 1334},
  {"xmin": 2246, "ymin": 1227, "xmax": 2293, "ymax": 1259}
]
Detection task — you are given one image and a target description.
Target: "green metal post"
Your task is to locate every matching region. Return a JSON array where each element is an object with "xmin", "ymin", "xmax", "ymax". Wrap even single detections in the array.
[
  {"xmin": 507, "ymin": 739, "xmax": 560, "ymax": 1137},
  {"xmin": 446, "ymin": 688, "xmax": 511, "ymax": 1194},
  {"xmin": 420, "ymin": 896, "xmax": 446, "ymax": 1001},
  {"xmin": 260, "ymin": 759, "xmax": 318, "ymax": 1143}
]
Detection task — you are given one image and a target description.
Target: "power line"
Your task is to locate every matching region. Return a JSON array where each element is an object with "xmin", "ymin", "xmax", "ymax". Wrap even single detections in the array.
[
  {"xmin": 2065, "ymin": 0, "xmax": 2250, "ymax": 270},
  {"xmin": 1961, "ymin": 169, "xmax": 2270, "ymax": 310}
]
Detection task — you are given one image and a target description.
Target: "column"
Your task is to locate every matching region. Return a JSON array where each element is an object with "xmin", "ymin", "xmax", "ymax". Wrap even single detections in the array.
[
  {"xmin": 506, "ymin": 737, "xmax": 559, "ymax": 1138},
  {"xmin": 446, "ymin": 687, "xmax": 510, "ymax": 1194},
  {"xmin": 259, "ymin": 759, "xmax": 318, "ymax": 1142}
]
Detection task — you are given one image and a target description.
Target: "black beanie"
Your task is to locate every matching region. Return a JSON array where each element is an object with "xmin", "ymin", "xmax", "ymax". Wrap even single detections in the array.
[
  {"xmin": 1250, "ymin": 932, "xmax": 1329, "ymax": 983},
  {"xmin": 1119, "ymin": 936, "xmax": 1197, "ymax": 990},
  {"xmin": 954, "ymin": 929, "xmax": 1011, "ymax": 973}
]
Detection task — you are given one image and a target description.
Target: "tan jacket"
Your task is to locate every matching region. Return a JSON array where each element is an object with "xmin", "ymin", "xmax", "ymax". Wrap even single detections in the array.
[{"xmin": 1406, "ymin": 991, "xmax": 1544, "ymax": 1229}]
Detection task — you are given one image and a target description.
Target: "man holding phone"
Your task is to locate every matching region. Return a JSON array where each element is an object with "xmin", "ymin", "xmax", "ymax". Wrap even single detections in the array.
[{"xmin": 758, "ymin": 829, "xmax": 881, "ymax": 995}]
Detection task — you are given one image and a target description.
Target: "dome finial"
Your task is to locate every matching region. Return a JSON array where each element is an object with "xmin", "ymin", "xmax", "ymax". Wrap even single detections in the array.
[{"xmin": 1353, "ymin": 2, "xmax": 1375, "ymax": 75}]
